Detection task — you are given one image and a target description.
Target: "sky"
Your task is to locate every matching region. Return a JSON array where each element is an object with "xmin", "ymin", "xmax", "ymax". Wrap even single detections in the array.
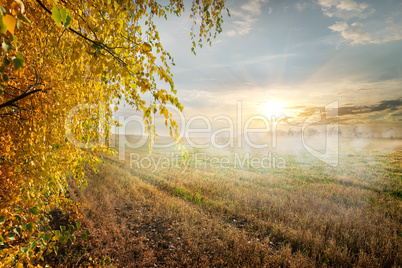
[{"xmin": 116, "ymin": 0, "xmax": 402, "ymax": 137}]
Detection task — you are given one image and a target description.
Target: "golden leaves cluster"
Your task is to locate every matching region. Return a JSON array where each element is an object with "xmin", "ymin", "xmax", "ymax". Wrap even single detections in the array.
[{"xmin": 0, "ymin": 0, "xmax": 227, "ymax": 266}]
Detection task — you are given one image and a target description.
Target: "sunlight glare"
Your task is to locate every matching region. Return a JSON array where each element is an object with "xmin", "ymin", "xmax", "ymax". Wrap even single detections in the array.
[{"xmin": 261, "ymin": 101, "xmax": 286, "ymax": 117}]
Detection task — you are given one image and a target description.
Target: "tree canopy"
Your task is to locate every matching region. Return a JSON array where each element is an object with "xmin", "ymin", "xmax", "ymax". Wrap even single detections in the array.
[{"xmin": 0, "ymin": 0, "xmax": 227, "ymax": 266}]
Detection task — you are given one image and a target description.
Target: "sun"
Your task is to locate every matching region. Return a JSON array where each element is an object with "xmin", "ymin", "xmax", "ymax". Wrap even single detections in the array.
[{"xmin": 261, "ymin": 101, "xmax": 286, "ymax": 117}]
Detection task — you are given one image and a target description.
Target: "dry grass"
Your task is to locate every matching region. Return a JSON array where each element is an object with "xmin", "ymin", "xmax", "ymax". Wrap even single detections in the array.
[{"xmin": 65, "ymin": 138, "xmax": 401, "ymax": 267}]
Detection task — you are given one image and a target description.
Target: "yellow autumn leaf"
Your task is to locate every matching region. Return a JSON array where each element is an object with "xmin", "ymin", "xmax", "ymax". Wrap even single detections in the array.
[
  {"xmin": 141, "ymin": 42, "xmax": 152, "ymax": 53},
  {"xmin": 3, "ymin": 14, "xmax": 17, "ymax": 35}
]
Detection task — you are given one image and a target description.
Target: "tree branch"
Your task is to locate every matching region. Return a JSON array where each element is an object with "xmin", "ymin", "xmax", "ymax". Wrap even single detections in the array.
[
  {"xmin": 35, "ymin": 0, "xmax": 127, "ymax": 67},
  {"xmin": 0, "ymin": 69, "xmax": 42, "ymax": 110},
  {"xmin": 0, "ymin": 88, "xmax": 42, "ymax": 110}
]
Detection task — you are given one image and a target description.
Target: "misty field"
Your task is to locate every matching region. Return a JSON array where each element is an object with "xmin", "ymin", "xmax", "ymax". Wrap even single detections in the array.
[{"xmin": 61, "ymin": 138, "xmax": 402, "ymax": 267}]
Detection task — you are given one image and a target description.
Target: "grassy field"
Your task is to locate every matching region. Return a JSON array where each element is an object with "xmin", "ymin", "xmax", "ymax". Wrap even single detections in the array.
[{"xmin": 61, "ymin": 138, "xmax": 401, "ymax": 267}]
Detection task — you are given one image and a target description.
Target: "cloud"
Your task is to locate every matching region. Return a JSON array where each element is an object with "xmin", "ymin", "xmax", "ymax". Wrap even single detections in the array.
[
  {"xmin": 318, "ymin": 1, "xmax": 402, "ymax": 45},
  {"xmin": 294, "ymin": 2, "xmax": 312, "ymax": 12},
  {"xmin": 294, "ymin": 99, "xmax": 402, "ymax": 118},
  {"xmin": 329, "ymin": 20, "xmax": 402, "ymax": 45},
  {"xmin": 329, "ymin": 21, "xmax": 371, "ymax": 44},
  {"xmin": 226, "ymin": 0, "xmax": 270, "ymax": 37},
  {"xmin": 285, "ymin": 99, "xmax": 402, "ymax": 127},
  {"xmin": 317, "ymin": 0, "xmax": 374, "ymax": 20},
  {"xmin": 339, "ymin": 99, "xmax": 402, "ymax": 116},
  {"xmin": 370, "ymin": 12, "xmax": 402, "ymax": 44},
  {"xmin": 241, "ymin": 0, "xmax": 266, "ymax": 15}
]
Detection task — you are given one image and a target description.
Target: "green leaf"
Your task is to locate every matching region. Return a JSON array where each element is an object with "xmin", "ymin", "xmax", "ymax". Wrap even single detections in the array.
[
  {"xmin": 52, "ymin": 7, "xmax": 71, "ymax": 28},
  {"xmin": 76, "ymin": 221, "xmax": 81, "ymax": 231},
  {"xmin": 43, "ymin": 232, "xmax": 52, "ymax": 243},
  {"xmin": 69, "ymin": 225, "xmax": 74, "ymax": 235},
  {"xmin": 13, "ymin": 57, "xmax": 24, "ymax": 71},
  {"xmin": 0, "ymin": 216, "xmax": 5, "ymax": 224},
  {"xmin": 29, "ymin": 207, "xmax": 38, "ymax": 215},
  {"xmin": 12, "ymin": 35, "xmax": 18, "ymax": 45},
  {"xmin": 0, "ymin": 7, "xmax": 6, "ymax": 16},
  {"xmin": 64, "ymin": 15, "xmax": 71, "ymax": 28},
  {"xmin": 28, "ymin": 241, "xmax": 37, "ymax": 250},
  {"xmin": 0, "ymin": 15, "xmax": 6, "ymax": 34},
  {"xmin": 26, "ymin": 222, "xmax": 33, "ymax": 232},
  {"xmin": 16, "ymin": 52, "xmax": 23, "ymax": 59},
  {"xmin": 17, "ymin": 13, "xmax": 31, "ymax": 25},
  {"xmin": 81, "ymin": 233, "xmax": 87, "ymax": 240},
  {"xmin": 21, "ymin": 247, "xmax": 28, "ymax": 253},
  {"xmin": 60, "ymin": 8, "xmax": 68, "ymax": 22},
  {"xmin": 54, "ymin": 230, "xmax": 60, "ymax": 239},
  {"xmin": 2, "ymin": 73, "xmax": 8, "ymax": 82},
  {"xmin": 2, "ymin": 39, "xmax": 13, "ymax": 52},
  {"xmin": 52, "ymin": 6, "xmax": 62, "ymax": 26},
  {"xmin": 3, "ymin": 56, "xmax": 10, "ymax": 66},
  {"xmin": 7, "ymin": 232, "xmax": 15, "ymax": 241}
]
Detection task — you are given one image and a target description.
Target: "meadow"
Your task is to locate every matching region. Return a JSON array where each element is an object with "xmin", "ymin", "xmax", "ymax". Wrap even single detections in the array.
[{"xmin": 60, "ymin": 137, "xmax": 401, "ymax": 267}]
